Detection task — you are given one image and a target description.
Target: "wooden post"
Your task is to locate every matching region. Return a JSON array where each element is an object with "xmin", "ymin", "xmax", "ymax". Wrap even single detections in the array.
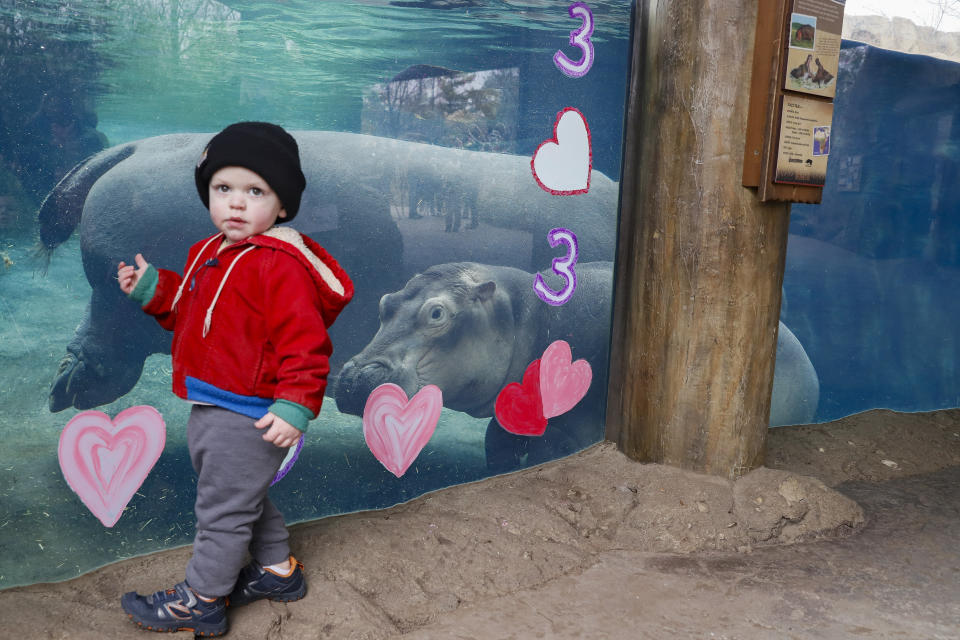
[{"xmin": 605, "ymin": 0, "xmax": 791, "ymax": 478}]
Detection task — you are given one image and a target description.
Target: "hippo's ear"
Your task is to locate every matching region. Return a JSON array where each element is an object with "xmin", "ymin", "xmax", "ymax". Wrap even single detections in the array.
[{"xmin": 473, "ymin": 281, "xmax": 496, "ymax": 302}]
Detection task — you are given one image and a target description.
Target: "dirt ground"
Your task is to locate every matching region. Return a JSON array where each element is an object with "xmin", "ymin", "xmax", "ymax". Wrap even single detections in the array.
[{"xmin": 2, "ymin": 407, "xmax": 958, "ymax": 639}]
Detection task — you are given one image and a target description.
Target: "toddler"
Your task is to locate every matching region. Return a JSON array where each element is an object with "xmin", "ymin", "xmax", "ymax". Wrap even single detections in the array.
[{"xmin": 117, "ymin": 121, "xmax": 353, "ymax": 636}]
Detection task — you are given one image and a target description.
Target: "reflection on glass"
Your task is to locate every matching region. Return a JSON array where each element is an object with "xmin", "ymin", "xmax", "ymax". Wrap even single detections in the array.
[{"xmin": 363, "ymin": 66, "xmax": 519, "ymax": 152}]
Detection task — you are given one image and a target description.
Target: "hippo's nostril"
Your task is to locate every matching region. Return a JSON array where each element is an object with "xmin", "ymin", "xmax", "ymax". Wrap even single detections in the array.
[
  {"xmin": 334, "ymin": 359, "xmax": 397, "ymax": 416},
  {"xmin": 361, "ymin": 363, "xmax": 391, "ymax": 379}
]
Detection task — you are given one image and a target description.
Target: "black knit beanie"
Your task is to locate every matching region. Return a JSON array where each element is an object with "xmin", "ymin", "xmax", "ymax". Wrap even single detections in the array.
[{"xmin": 195, "ymin": 121, "xmax": 307, "ymax": 221}]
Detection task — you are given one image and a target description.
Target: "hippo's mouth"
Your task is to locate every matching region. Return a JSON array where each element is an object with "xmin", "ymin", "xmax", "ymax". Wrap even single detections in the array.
[{"xmin": 334, "ymin": 358, "xmax": 413, "ymax": 416}]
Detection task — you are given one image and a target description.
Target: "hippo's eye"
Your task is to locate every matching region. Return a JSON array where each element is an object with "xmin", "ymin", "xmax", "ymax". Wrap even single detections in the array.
[
  {"xmin": 423, "ymin": 303, "xmax": 448, "ymax": 326},
  {"xmin": 419, "ymin": 299, "xmax": 451, "ymax": 329}
]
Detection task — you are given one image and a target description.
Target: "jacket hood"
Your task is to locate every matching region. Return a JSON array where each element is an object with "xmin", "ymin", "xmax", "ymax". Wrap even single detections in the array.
[{"xmin": 251, "ymin": 226, "xmax": 354, "ymax": 327}]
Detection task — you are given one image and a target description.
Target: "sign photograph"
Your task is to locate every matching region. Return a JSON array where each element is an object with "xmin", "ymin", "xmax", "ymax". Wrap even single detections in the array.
[{"xmin": 783, "ymin": 0, "xmax": 846, "ymax": 98}]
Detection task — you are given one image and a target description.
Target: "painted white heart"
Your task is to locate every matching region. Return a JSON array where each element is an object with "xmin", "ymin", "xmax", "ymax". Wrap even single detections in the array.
[{"xmin": 531, "ymin": 107, "xmax": 592, "ymax": 195}]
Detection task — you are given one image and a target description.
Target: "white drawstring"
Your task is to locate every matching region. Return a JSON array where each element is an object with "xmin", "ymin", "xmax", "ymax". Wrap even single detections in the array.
[
  {"xmin": 202, "ymin": 245, "xmax": 256, "ymax": 337},
  {"xmin": 171, "ymin": 234, "xmax": 222, "ymax": 311}
]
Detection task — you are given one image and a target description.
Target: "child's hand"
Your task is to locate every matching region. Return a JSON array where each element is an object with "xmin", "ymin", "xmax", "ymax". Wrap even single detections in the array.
[
  {"xmin": 255, "ymin": 412, "xmax": 303, "ymax": 448},
  {"xmin": 117, "ymin": 254, "xmax": 149, "ymax": 295}
]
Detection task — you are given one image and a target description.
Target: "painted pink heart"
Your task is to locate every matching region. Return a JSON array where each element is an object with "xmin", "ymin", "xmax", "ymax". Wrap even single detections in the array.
[
  {"xmin": 495, "ymin": 359, "xmax": 548, "ymax": 436},
  {"xmin": 363, "ymin": 384, "xmax": 442, "ymax": 478},
  {"xmin": 58, "ymin": 406, "xmax": 166, "ymax": 527},
  {"xmin": 531, "ymin": 107, "xmax": 592, "ymax": 195},
  {"xmin": 539, "ymin": 340, "xmax": 593, "ymax": 418}
]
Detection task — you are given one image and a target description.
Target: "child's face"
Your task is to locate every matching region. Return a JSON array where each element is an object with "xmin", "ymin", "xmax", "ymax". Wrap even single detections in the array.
[{"xmin": 208, "ymin": 166, "xmax": 287, "ymax": 245}]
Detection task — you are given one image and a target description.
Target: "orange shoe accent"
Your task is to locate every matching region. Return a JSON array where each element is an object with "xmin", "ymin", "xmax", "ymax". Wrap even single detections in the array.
[{"xmin": 264, "ymin": 555, "xmax": 299, "ymax": 577}]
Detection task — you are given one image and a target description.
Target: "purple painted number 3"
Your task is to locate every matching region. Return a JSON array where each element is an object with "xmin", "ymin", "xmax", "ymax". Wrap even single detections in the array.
[
  {"xmin": 554, "ymin": 2, "xmax": 595, "ymax": 78},
  {"xmin": 534, "ymin": 228, "xmax": 579, "ymax": 306},
  {"xmin": 543, "ymin": 4, "xmax": 588, "ymax": 302}
]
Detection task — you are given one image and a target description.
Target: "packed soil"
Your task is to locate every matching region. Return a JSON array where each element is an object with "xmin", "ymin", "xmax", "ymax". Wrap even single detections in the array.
[{"xmin": 1, "ymin": 407, "xmax": 958, "ymax": 639}]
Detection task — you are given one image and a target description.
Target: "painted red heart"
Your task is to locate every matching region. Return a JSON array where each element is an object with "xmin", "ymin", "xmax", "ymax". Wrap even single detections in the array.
[{"xmin": 494, "ymin": 359, "xmax": 547, "ymax": 436}]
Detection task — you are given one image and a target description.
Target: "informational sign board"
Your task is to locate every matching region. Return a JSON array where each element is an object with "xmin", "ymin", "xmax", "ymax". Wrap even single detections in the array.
[
  {"xmin": 774, "ymin": 96, "xmax": 834, "ymax": 186},
  {"xmin": 743, "ymin": 0, "xmax": 846, "ymax": 202}
]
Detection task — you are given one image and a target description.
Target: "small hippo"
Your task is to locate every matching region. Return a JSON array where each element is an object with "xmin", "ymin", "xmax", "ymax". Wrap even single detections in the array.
[
  {"xmin": 336, "ymin": 261, "xmax": 820, "ymax": 470},
  {"xmin": 796, "ymin": 24, "xmax": 815, "ymax": 43},
  {"xmin": 335, "ymin": 261, "xmax": 614, "ymax": 469}
]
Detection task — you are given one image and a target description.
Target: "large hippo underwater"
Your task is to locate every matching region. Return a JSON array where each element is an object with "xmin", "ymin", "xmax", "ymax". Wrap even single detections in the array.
[
  {"xmin": 335, "ymin": 261, "xmax": 820, "ymax": 469},
  {"xmin": 40, "ymin": 131, "xmax": 620, "ymax": 411},
  {"xmin": 782, "ymin": 235, "xmax": 960, "ymax": 419}
]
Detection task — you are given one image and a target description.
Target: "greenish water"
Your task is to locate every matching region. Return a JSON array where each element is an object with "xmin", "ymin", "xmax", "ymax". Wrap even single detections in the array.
[
  {"xmin": 36, "ymin": 0, "xmax": 633, "ymax": 144},
  {"xmin": 0, "ymin": 0, "xmax": 630, "ymax": 589}
]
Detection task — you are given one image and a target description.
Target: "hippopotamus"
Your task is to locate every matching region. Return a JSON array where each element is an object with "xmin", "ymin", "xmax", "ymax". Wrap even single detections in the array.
[
  {"xmin": 335, "ymin": 261, "xmax": 614, "ymax": 469},
  {"xmin": 335, "ymin": 261, "xmax": 820, "ymax": 469},
  {"xmin": 770, "ymin": 321, "xmax": 819, "ymax": 427},
  {"xmin": 39, "ymin": 131, "xmax": 619, "ymax": 412}
]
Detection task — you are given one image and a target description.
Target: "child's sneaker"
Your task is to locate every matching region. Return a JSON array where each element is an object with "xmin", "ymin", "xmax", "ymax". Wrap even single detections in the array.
[
  {"xmin": 228, "ymin": 555, "xmax": 307, "ymax": 606},
  {"xmin": 121, "ymin": 581, "xmax": 227, "ymax": 636}
]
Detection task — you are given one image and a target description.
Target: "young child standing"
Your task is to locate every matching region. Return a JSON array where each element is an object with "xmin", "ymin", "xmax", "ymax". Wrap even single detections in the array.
[{"xmin": 117, "ymin": 122, "xmax": 353, "ymax": 636}]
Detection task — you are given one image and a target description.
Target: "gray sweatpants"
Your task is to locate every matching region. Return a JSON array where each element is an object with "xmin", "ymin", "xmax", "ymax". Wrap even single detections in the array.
[{"xmin": 185, "ymin": 404, "xmax": 291, "ymax": 597}]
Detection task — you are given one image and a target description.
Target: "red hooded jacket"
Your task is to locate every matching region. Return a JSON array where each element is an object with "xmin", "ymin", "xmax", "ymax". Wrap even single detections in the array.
[{"xmin": 133, "ymin": 227, "xmax": 353, "ymax": 428}]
